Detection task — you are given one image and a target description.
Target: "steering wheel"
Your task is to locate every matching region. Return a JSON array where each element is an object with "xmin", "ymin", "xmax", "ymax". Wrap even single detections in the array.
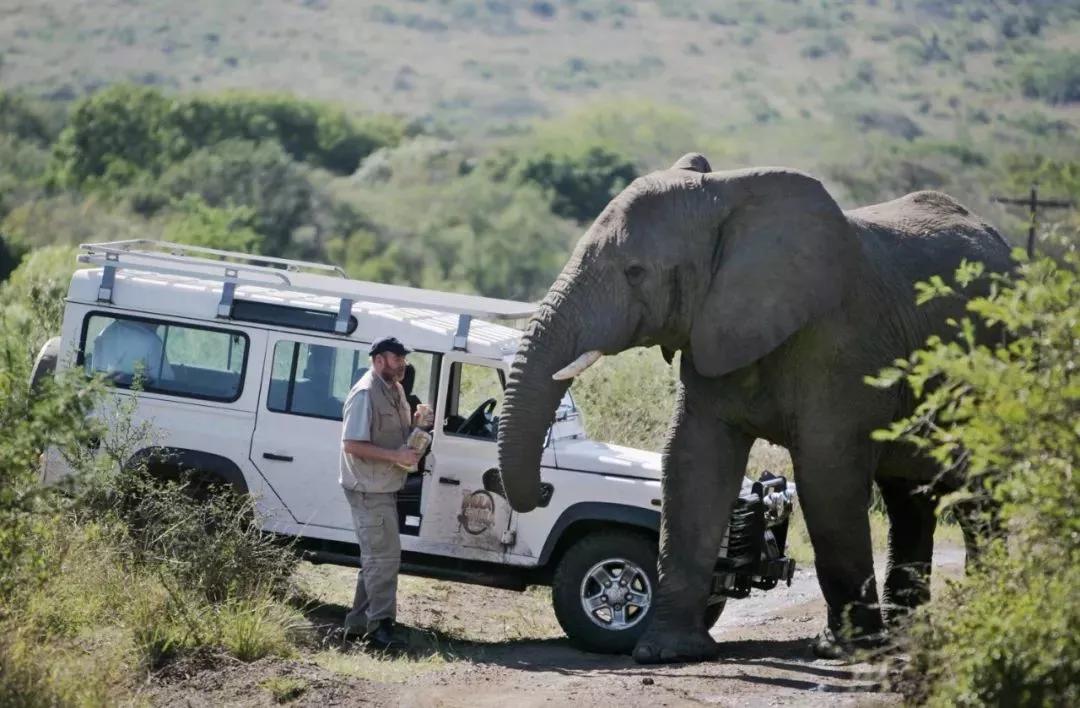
[{"xmin": 455, "ymin": 397, "xmax": 498, "ymax": 437}]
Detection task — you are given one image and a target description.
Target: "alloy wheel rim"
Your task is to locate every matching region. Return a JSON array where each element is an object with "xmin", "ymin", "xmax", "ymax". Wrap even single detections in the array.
[{"xmin": 579, "ymin": 558, "xmax": 652, "ymax": 630}]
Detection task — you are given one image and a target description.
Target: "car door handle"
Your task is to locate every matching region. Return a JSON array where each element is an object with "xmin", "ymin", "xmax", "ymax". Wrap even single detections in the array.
[
  {"xmin": 262, "ymin": 452, "xmax": 294, "ymax": 462},
  {"xmin": 438, "ymin": 476, "xmax": 460, "ymax": 486}
]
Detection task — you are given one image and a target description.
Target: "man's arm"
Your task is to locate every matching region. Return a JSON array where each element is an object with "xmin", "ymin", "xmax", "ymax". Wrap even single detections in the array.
[
  {"xmin": 344, "ymin": 440, "xmax": 418, "ymax": 467},
  {"xmin": 342, "ymin": 387, "xmax": 420, "ymax": 467}
]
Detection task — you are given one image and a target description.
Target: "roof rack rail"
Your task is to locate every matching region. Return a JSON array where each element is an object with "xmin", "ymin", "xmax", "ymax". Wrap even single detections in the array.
[
  {"xmin": 79, "ymin": 239, "xmax": 348, "ymax": 278},
  {"xmin": 76, "ymin": 240, "xmax": 536, "ymax": 343}
]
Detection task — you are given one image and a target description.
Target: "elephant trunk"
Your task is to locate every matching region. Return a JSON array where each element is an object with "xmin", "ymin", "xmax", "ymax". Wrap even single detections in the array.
[{"xmin": 497, "ymin": 300, "xmax": 583, "ymax": 513}]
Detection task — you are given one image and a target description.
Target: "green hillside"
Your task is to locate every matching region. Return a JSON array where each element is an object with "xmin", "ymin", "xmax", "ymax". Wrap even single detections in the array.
[{"xmin": 2, "ymin": 0, "xmax": 1079, "ymax": 300}]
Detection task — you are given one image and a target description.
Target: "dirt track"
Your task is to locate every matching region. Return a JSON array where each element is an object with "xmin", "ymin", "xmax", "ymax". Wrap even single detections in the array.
[{"xmin": 147, "ymin": 545, "xmax": 965, "ymax": 706}]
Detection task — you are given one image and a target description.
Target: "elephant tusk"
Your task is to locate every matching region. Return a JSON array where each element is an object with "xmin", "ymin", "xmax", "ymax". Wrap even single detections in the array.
[{"xmin": 552, "ymin": 350, "xmax": 602, "ymax": 380}]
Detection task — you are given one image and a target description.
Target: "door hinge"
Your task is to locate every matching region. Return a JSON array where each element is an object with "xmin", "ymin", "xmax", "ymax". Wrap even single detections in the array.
[{"xmin": 500, "ymin": 529, "xmax": 516, "ymax": 546}]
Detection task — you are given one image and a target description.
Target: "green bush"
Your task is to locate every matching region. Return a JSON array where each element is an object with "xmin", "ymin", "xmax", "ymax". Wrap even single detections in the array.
[
  {"xmin": 162, "ymin": 195, "xmax": 261, "ymax": 253},
  {"xmin": 1017, "ymin": 51, "xmax": 1080, "ymax": 105},
  {"xmin": 154, "ymin": 139, "xmax": 318, "ymax": 254},
  {"xmin": 49, "ymin": 84, "xmax": 182, "ymax": 190},
  {"xmin": 172, "ymin": 92, "xmax": 405, "ymax": 174},
  {"xmin": 49, "ymin": 85, "xmax": 404, "ymax": 190},
  {"xmin": 0, "ymin": 91, "xmax": 62, "ymax": 146},
  {"xmin": 517, "ymin": 145, "xmax": 637, "ymax": 223},
  {"xmin": 870, "ymin": 247, "xmax": 1079, "ymax": 705}
]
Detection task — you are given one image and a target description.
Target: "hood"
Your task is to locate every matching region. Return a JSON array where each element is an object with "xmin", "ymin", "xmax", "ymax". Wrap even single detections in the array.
[
  {"xmin": 549, "ymin": 438, "xmax": 774, "ymax": 500},
  {"xmin": 550, "ymin": 438, "xmax": 663, "ymax": 480}
]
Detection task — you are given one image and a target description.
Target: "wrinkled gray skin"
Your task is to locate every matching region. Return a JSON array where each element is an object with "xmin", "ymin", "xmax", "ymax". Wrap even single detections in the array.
[{"xmin": 497, "ymin": 153, "xmax": 1012, "ymax": 663}]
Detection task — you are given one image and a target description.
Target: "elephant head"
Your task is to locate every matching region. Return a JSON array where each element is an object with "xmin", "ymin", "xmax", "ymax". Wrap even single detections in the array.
[{"xmin": 497, "ymin": 154, "xmax": 859, "ymax": 511}]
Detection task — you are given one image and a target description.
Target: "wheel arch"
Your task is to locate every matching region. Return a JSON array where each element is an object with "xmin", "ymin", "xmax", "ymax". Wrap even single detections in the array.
[
  {"xmin": 126, "ymin": 446, "xmax": 249, "ymax": 495},
  {"xmin": 535, "ymin": 502, "xmax": 660, "ymax": 578}
]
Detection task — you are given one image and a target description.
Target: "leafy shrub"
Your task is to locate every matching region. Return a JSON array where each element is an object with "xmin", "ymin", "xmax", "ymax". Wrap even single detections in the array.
[
  {"xmin": 49, "ymin": 85, "xmax": 182, "ymax": 190},
  {"xmin": 516, "ymin": 145, "xmax": 637, "ymax": 223},
  {"xmin": 162, "ymin": 195, "xmax": 261, "ymax": 252},
  {"xmin": 345, "ymin": 164, "xmax": 579, "ymax": 300},
  {"xmin": 49, "ymin": 85, "xmax": 404, "ymax": 190},
  {"xmin": 1017, "ymin": 51, "xmax": 1080, "ymax": 105},
  {"xmin": 870, "ymin": 248, "xmax": 1079, "ymax": 705},
  {"xmin": 154, "ymin": 139, "xmax": 318, "ymax": 254},
  {"xmin": 0, "ymin": 92, "xmax": 63, "ymax": 145},
  {"xmin": 172, "ymin": 92, "xmax": 405, "ymax": 174},
  {"xmin": 1, "ymin": 195, "xmax": 155, "ymax": 254}
]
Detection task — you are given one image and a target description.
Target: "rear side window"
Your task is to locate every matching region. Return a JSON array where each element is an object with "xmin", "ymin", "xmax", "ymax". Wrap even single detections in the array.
[{"xmin": 82, "ymin": 314, "xmax": 248, "ymax": 402}]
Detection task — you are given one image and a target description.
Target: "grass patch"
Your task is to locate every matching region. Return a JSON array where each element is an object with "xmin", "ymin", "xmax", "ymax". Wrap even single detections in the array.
[
  {"xmin": 313, "ymin": 646, "xmax": 453, "ymax": 683},
  {"xmin": 785, "ymin": 506, "xmax": 966, "ymax": 567},
  {"xmin": 262, "ymin": 676, "xmax": 308, "ymax": 704}
]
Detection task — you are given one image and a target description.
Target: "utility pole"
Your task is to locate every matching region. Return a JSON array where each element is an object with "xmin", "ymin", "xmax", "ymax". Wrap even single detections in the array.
[{"xmin": 991, "ymin": 183, "xmax": 1075, "ymax": 257}]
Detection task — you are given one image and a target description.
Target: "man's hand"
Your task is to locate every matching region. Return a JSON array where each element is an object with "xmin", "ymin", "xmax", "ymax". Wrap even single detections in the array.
[
  {"xmin": 395, "ymin": 448, "xmax": 421, "ymax": 468},
  {"xmin": 344, "ymin": 440, "xmax": 419, "ymax": 467}
]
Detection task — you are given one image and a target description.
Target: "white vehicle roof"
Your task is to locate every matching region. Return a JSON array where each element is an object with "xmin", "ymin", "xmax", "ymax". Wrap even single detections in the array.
[{"xmin": 69, "ymin": 240, "xmax": 534, "ymax": 360}]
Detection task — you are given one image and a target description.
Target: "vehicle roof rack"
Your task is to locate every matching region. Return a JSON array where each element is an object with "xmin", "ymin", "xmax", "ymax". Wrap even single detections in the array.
[{"xmin": 76, "ymin": 240, "xmax": 536, "ymax": 341}]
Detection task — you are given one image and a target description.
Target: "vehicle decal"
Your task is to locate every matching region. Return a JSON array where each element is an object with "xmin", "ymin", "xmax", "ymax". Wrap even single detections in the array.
[{"xmin": 458, "ymin": 490, "xmax": 496, "ymax": 535}]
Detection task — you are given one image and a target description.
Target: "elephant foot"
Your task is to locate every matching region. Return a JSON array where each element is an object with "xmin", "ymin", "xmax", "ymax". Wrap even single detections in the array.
[
  {"xmin": 633, "ymin": 626, "xmax": 719, "ymax": 665},
  {"xmin": 811, "ymin": 626, "xmax": 890, "ymax": 660}
]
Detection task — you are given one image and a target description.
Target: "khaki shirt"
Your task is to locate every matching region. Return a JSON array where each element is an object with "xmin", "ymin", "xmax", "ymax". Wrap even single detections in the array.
[{"xmin": 339, "ymin": 369, "xmax": 412, "ymax": 493}]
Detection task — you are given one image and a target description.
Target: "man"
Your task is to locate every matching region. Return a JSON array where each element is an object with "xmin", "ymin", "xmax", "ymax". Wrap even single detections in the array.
[{"xmin": 340, "ymin": 336, "xmax": 423, "ymax": 649}]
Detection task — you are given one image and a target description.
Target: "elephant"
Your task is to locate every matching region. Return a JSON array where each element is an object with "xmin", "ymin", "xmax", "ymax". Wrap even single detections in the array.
[{"xmin": 496, "ymin": 153, "xmax": 1013, "ymax": 663}]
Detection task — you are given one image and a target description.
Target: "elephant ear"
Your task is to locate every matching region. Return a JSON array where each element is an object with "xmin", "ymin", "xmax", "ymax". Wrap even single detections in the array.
[{"xmin": 689, "ymin": 169, "xmax": 856, "ymax": 378}]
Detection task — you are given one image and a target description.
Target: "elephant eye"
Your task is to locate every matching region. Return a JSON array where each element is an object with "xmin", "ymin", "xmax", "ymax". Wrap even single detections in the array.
[{"xmin": 625, "ymin": 264, "xmax": 647, "ymax": 285}]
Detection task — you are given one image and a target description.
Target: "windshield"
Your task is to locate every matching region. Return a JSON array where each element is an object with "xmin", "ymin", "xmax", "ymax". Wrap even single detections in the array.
[{"xmin": 500, "ymin": 358, "xmax": 586, "ymax": 443}]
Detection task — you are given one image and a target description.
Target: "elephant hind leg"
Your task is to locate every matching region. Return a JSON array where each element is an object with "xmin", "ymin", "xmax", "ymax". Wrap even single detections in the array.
[
  {"xmin": 794, "ymin": 438, "xmax": 885, "ymax": 656},
  {"xmin": 879, "ymin": 477, "xmax": 937, "ymax": 624},
  {"xmin": 952, "ymin": 493, "xmax": 1002, "ymax": 571}
]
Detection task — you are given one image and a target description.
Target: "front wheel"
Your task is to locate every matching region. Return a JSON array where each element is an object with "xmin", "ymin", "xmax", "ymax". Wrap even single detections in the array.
[
  {"xmin": 551, "ymin": 531, "xmax": 729, "ymax": 654},
  {"xmin": 552, "ymin": 531, "xmax": 658, "ymax": 654}
]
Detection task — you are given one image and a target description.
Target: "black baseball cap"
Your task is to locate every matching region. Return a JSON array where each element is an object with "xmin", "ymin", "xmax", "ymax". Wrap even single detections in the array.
[{"xmin": 369, "ymin": 336, "xmax": 411, "ymax": 357}]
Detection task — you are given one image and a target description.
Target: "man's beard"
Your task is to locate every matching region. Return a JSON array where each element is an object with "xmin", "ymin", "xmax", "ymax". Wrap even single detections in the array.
[{"xmin": 380, "ymin": 366, "xmax": 404, "ymax": 383}]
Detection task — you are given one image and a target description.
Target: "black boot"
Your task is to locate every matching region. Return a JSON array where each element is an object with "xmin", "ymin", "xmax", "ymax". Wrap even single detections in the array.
[{"xmin": 363, "ymin": 618, "xmax": 399, "ymax": 650}]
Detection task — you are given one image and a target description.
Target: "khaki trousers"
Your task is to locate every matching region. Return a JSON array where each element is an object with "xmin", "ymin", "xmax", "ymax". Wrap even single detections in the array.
[{"xmin": 342, "ymin": 489, "xmax": 401, "ymax": 632}]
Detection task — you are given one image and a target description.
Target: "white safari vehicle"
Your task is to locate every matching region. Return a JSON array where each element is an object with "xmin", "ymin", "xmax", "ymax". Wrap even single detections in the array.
[{"xmin": 38, "ymin": 240, "xmax": 796, "ymax": 653}]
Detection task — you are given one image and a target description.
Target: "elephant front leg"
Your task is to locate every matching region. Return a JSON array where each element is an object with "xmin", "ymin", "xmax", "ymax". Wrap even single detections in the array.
[{"xmin": 633, "ymin": 387, "xmax": 752, "ymax": 664}]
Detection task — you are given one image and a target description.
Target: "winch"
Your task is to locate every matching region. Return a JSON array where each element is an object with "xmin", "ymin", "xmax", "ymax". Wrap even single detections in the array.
[{"xmin": 710, "ymin": 471, "xmax": 797, "ymax": 600}]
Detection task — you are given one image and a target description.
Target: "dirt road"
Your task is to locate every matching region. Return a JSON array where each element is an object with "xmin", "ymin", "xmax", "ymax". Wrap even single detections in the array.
[{"xmin": 148, "ymin": 545, "xmax": 965, "ymax": 707}]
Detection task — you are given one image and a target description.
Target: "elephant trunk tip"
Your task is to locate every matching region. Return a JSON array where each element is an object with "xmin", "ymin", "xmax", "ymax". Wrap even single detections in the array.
[
  {"xmin": 498, "ymin": 469, "xmax": 540, "ymax": 513},
  {"xmin": 508, "ymin": 494, "xmax": 539, "ymax": 514}
]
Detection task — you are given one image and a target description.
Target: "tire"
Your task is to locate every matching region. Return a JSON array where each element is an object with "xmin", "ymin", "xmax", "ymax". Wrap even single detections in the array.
[
  {"xmin": 29, "ymin": 336, "xmax": 61, "ymax": 394},
  {"xmin": 551, "ymin": 531, "xmax": 659, "ymax": 654}
]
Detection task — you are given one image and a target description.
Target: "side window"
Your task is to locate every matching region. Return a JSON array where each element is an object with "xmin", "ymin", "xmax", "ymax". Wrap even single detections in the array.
[
  {"xmin": 268, "ymin": 341, "xmax": 366, "ymax": 420},
  {"xmin": 82, "ymin": 314, "xmax": 247, "ymax": 401},
  {"xmin": 444, "ymin": 362, "xmax": 504, "ymax": 439},
  {"xmin": 267, "ymin": 341, "xmax": 439, "ymax": 421},
  {"xmin": 402, "ymin": 352, "xmax": 437, "ymax": 413}
]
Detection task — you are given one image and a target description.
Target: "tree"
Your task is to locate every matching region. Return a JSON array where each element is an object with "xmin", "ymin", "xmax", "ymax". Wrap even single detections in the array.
[
  {"xmin": 518, "ymin": 146, "xmax": 637, "ymax": 223},
  {"xmin": 154, "ymin": 139, "xmax": 318, "ymax": 255}
]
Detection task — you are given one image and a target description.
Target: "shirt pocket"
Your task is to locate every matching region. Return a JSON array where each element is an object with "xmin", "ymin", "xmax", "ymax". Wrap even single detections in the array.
[{"xmin": 376, "ymin": 411, "xmax": 401, "ymax": 434}]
